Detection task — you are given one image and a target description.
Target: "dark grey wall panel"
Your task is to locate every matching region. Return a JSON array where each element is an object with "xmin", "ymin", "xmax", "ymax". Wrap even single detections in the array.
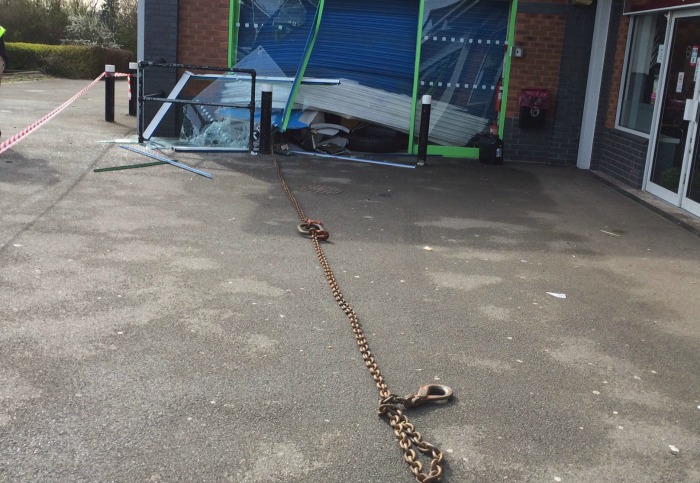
[{"xmin": 141, "ymin": 0, "xmax": 179, "ymax": 137}]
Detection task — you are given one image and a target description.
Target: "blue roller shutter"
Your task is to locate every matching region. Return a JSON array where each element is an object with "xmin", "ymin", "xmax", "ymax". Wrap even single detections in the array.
[
  {"xmin": 236, "ymin": 0, "xmax": 420, "ymax": 93},
  {"xmin": 305, "ymin": 0, "xmax": 421, "ymax": 95}
]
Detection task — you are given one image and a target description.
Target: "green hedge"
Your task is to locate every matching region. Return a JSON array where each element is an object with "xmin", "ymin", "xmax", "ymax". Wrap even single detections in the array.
[{"xmin": 5, "ymin": 43, "xmax": 134, "ymax": 79}]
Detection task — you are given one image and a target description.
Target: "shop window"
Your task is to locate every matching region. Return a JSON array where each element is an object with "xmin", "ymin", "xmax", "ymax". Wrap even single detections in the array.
[{"xmin": 618, "ymin": 14, "xmax": 667, "ymax": 135}]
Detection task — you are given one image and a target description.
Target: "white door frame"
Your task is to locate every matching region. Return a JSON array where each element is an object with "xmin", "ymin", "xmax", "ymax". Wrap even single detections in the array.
[
  {"xmin": 683, "ymin": 193, "xmax": 700, "ymax": 213},
  {"xmin": 644, "ymin": 8, "xmax": 700, "ymax": 218}
]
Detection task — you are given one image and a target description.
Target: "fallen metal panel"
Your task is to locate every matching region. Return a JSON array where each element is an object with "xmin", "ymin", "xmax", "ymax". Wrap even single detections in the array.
[
  {"xmin": 287, "ymin": 150, "xmax": 416, "ymax": 169},
  {"xmin": 173, "ymin": 146, "xmax": 250, "ymax": 153},
  {"xmin": 120, "ymin": 145, "xmax": 213, "ymax": 179}
]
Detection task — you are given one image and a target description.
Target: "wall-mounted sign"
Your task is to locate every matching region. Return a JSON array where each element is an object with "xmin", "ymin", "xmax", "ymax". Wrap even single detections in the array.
[{"xmin": 625, "ymin": 0, "xmax": 700, "ymax": 14}]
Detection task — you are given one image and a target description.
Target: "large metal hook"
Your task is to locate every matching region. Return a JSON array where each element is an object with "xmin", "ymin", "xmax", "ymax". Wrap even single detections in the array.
[{"xmin": 414, "ymin": 384, "xmax": 454, "ymax": 405}]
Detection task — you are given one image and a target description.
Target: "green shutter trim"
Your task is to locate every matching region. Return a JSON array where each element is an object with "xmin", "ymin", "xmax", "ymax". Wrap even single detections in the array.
[
  {"xmin": 412, "ymin": 144, "xmax": 480, "ymax": 158},
  {"xmin": 228, "ymin": 0, "xmax": 241, "ymax": 67},
  {"xmin": 408, "ymin": 0, "xmax": 426, "ymax": 155},
  {"xmin": 499, "ymin": 0, "xmax": 518, "ymax": 137},
  {"xmin": 281, "ymin": 0, "xmax": 326, "ymax": 132}
]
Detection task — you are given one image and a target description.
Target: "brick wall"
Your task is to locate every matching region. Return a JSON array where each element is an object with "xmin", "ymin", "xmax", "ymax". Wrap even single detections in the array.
[
  {"xmin": 178, "ymin": 0, "xmax": 230, "ymax": 68},
  {"xmin": 504, "ymin": 0, "xmax": 595, "ymax": 165},
  {"xmin": 506, "ymin": 8, "xmax": 566, "ymax": 117},
  {"xmin": 598, "ymin": 130, "xmax": 649, "ymax": 187},
  {"xmin": 606, "ymin": 14, "xmax": 630, "ymax": 128}
]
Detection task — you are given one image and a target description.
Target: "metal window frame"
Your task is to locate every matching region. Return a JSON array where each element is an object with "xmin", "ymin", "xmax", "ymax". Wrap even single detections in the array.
[{"xmin": 137, "ymin": 61, "xmax": 257, "ymax": 152}]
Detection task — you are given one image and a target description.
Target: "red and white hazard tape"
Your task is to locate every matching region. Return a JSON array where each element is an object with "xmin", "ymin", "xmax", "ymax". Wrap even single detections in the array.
[{"xmin": 0, "ymin": 71, "xmax": 112, "ymax": 155}]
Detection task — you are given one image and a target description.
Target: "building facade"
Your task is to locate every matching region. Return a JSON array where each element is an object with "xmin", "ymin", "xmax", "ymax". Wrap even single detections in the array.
[
  {"xmin": 138, "ymin": 0, "xmax": 700, "ymax": 220},
  {"xmin": 593, "ymin": 0, "xmax": 700, "ymax": 219}
]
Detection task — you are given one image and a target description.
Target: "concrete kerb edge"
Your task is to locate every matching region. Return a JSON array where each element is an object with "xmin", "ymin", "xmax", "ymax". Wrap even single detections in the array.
[{"xmin": 589, "ymin": 170, "xmax": 700, "ymax": 239}]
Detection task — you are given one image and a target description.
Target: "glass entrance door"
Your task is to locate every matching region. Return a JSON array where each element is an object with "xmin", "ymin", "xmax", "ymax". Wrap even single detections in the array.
[
  {"xmin": 681, "ymin": 115, "xmax": 700, "ymax": 214},
  {"xmin": 647, "ymin": 12, "xmax": 700, "ymax": 217}
]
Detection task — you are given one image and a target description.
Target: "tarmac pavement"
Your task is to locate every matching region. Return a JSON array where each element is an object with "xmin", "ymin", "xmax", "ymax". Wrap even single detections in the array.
[{"xmin": 1, "ymin": 78, "xmax": 699, "ymax": 482}]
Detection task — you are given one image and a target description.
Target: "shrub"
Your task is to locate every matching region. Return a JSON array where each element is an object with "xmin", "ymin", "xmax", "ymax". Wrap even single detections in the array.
[{"xmin": 5, "ymin": 42, "xmax": 133, "ymax": 79}]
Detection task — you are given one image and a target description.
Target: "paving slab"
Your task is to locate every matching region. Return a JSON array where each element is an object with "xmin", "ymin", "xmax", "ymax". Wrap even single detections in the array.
[{"xmin": 1, "ymin": 78, "xmax": 699, "ymax": 482}]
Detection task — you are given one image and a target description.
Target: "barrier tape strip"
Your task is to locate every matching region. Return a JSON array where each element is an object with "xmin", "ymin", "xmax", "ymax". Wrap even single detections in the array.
[{"xmin": 0, "ymin": 71, "xmax": 130, "ymax": 155}]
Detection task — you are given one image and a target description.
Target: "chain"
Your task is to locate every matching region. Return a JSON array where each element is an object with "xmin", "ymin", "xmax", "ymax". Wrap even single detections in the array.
[{"xmin": 272, "ymin": 152, "xmax": 451, "ymax": 482}]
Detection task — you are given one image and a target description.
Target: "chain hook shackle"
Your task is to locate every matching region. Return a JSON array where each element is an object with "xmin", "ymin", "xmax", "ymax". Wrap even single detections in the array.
[{"xmin": 297, "ymin": 218, "xmax": 329, "ymax": 241}]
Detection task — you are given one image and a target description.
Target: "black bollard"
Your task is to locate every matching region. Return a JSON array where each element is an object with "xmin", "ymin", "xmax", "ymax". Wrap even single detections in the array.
[
  {"xmin": 128, "ymin": 62, "xmax": 137, "ymax": 116},
  {"xmin": 105, "ymin": 64, "xmax": 115, "ymax": 123},
  {"xmin": 137, "ymin": 61, "xmax": 144, "ymax": 144},
  {"xmin": 417, "ymin": 95, "xmax": 431, "ymax": 166},
  {"xmin": 259, "ymin": 84, "xmax": 272, "ymax": 154}
]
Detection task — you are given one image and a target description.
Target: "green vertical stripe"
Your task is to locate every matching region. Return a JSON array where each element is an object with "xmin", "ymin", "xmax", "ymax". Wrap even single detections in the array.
[
  {"xmin": 499, "ymin": 0, "xmax": 518, "ymax": 137},
  {"xmin": 228, "ymin": 0, "xmax": 241, "ymax": 67},
  {"xmin": 281, "ymin": 0, "xmax": 326, "ymax": 132}
]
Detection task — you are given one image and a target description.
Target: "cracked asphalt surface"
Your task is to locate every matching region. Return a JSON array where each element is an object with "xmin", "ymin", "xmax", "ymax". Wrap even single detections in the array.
[{"xmin": 1, "ymin": 78, "xmax": 699, "ymax": 482}]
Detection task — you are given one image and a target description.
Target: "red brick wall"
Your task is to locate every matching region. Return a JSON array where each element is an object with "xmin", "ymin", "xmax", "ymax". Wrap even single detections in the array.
[
  {"xmin": 606, "ymin": 15, "xmax": 630, "ymax": 128},
  {"xmin": 507, "ymin": 7, "xmax": 567, "ymax": 118},
  {"xmin": 178, "ymin": 0, "xmax": 230, "ymax": 68}
]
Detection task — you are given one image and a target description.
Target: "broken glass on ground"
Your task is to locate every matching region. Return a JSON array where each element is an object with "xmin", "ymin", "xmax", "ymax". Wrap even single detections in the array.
[{"xmin": 180, "ymin": 105, "xmax": 251, "ymax": 148}]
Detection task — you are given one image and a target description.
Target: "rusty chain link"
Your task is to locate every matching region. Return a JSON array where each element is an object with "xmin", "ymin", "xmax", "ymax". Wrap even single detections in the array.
[{"xmin": 272, "ymin": 152, "xmax": 453, "ymax": 482}]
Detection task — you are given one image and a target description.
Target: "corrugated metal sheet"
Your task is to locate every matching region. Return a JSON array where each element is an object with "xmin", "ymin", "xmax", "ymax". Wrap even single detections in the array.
[{"xmin": 212, "ymin": 78, "xmax": 486, "ymax": 146}]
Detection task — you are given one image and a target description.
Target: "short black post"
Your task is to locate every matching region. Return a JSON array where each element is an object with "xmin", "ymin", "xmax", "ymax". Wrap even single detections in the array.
[
  {"xmin": 137, "ymin": 61, "xmax": 144, "ymax": 144},
  {"xmin": 105, "ymin": 64, "xmax": 115, "ymax": 123},
  {"xmin": 128, "ymin": 62, "xmax": 137, "ymax": 116},
  {"xmin": 417, "ymin": 95, "xmax": 431, "ymax": 166},
  {"xmin": 259, "ymin": 84, "xmax": 273, "ymax": 154}
]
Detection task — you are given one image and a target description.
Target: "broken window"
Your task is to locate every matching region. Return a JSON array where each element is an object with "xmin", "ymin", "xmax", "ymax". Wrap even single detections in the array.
[{"xmin": 417, "ymin": 0, "xmax": 510, "ymax": 146}]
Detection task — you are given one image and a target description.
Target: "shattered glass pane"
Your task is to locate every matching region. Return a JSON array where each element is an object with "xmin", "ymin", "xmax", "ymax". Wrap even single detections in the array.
[
  {"xmin": 234, "ymin": 46, "xmax": 287, "ymax": 78},
  {"xmin": 177, "ymin": 74, "xmax": 256, "ymax": 149},
  {"xmin": 254, "ymin": 0, "xmax": 284, "ymax": 17},
  {"xmin": 180, "ymin": 104, "xmax": 251, "ymax": 148},
  {"xmin": 176, "ymin": 49, "xmax": 300, "ymax": 148},
  {"xmin": 237, "ymin": 0, "xmax": 318, "ymax": 76},
  {"xmin": 270, "ymin": 0, "xmax": 307, "ymax": 40},
  {"xmin": 246, "ymin": 0, "xmax": 308, "ymax": 41},
  {"xmin": 418, "ymin": 0, "xmax": 510, "ymax": 145}
]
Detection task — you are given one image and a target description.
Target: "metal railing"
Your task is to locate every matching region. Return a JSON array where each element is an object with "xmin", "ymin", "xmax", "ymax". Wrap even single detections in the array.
[{"xmin": 137, "ymin": 61, "xmax": 257, "ymax": 152}]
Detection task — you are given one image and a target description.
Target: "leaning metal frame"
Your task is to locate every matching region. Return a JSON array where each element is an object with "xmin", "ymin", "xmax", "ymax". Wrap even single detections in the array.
[{"xmin": 137, "ymin": 61, "xmax": 257, "ymax": 152}]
